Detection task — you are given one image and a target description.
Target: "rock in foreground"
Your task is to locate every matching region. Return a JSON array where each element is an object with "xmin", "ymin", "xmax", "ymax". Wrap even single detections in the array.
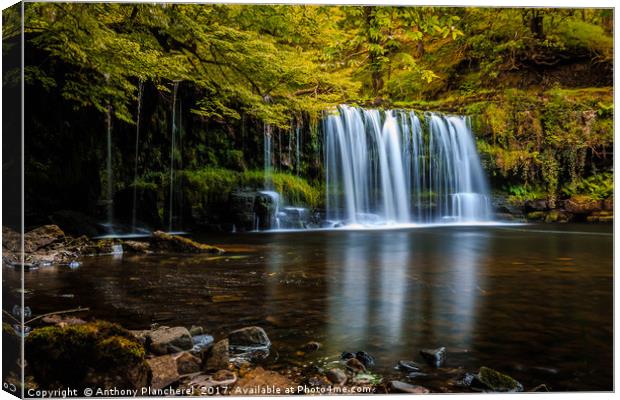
[
  {"xmin": 25, "ymin": 321, "xmax": 148, "ymax": 390},
  {"xmin": 228, "ymin": 326, "xmax": 271, "ymax": 349},
  {"xmin": 475, "ymin": 366, "xmax": 524, "ymax": 392},
  {"xmin": 147, "ymin": 326, "xmax": 194, "ymax": 355}
]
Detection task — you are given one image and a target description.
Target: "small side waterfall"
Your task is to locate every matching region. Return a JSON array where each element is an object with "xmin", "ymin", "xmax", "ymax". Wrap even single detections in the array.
[
  {"xmin": 168, "ymin": 81, "xmax": 179, "ymax": 232},
  {"xmin": 264, "ymin": 124, "xmax": 273, "ymax": 189},
  {"xmin": 131, "ymin": 81, "xmax": 143, "ymax": 233},
  {"xmin": 295, "ymin": 122, "xmax": 301, "ymax": 176},
  {"xmin": 324, "ymin": 105, "xmax": 491, "ymax": 225},
  {"xmin": 105, "ymin": 104, "xmax": 114, "ymax": 230}
]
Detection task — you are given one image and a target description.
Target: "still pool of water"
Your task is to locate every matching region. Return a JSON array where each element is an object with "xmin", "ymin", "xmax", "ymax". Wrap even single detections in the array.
[{"xmin": 8, "ymin": 224, "xmax": 613, "ymax": 391}]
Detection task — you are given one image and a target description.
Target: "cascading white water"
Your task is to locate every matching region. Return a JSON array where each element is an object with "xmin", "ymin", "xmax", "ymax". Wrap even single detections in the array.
[
  {"xmin": 264, "ymin": 124, "xmax": 273, "ymax": 189},
  {"xmin": 105, "ymin": 104, "xmax": 114, "ymax": 231},
  {"xmin": 168, "ymin": 81, "xmax": 179, "ymax": 232},
  {"xmin": 295, "ymin": 123, "xmax": 301, "ymax": 176},
  {"xmin": 131, "ymin": 80, "xmax": 143, "ymax": 233},
  {"xmin": 324, "ymin": 105, "xmax": 492, "ymax": 225}
]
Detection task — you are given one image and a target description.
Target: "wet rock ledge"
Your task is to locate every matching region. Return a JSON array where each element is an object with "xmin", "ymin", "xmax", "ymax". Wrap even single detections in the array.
[{"xmin": 2, "ymin": 225, "xmax": 224, "ymax": 268}]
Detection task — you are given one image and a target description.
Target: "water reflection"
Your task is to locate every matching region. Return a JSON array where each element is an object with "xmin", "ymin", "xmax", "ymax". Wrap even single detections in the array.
[
  {"xmin": 10, "ymin": 225, "xmax": 612, "ymax": 391},
  {"xmin": 325, "ymin": 229, "xmax": 488, "ymax": 361}
]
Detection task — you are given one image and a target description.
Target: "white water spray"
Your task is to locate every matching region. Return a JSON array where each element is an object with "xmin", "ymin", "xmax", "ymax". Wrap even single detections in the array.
[{"xmin": 324, "ymin": 105, "xmax": 492, "ymax": 225}]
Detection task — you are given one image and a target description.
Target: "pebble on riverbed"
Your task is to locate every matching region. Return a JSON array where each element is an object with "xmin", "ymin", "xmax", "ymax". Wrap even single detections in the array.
[{"xmin": 397, "ymin": 360, "xmax": 423, "ymax": 372}]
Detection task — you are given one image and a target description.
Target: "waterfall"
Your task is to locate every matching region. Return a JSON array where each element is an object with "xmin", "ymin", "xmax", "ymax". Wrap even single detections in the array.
[
  {"xmin": 168, "ymin": 81, "xmax": 179, "ymax": 232},
  {"xmin": 324, "ymin": 105, "xmax": 491, "ymax": 225},
  {"xmin": 295, "ymin": 122, "xmax": 301, "ymax": 176},
  {"xmin": 264, "ymin": 124, "xmax": 273, "ymax": 189},
  {"xmin": 131, "ymin": 81, "xmax": 143, "ymax": 233},
  {"xmin": 105, "ymin": 104, "xmax": 114, "ymax": 231}
]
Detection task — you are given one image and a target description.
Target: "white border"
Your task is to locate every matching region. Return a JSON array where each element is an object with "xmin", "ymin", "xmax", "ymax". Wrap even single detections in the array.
[{"xmin": 0, "ymin": 1, "xmax": 616, "ymax": 400}]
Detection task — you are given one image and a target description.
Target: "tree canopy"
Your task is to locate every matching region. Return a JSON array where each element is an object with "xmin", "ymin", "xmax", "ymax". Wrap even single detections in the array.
[{"xmin": 4, "ymin": 4, "xmax": 611, "ymax": 128}]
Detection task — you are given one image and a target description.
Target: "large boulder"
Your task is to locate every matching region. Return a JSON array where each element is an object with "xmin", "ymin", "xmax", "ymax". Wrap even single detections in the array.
[
  {"xmin": 229, "ymin": 191, "xmax": 258, "ymax": 231},
  {"xmin": 564, "ymin": 195, "xmax": 602, "ymax": 214},
  {"xmin": 254, "ymin": 192, "xmax": 279, "ymax": 230},
  {"xmin": 147, "ymin": 326, "xmax": 194, "ymax": 355},
  {"xmin": 23, "ymin": 225, "xmax": 65, "ymax": 252},
  {"xmin": 25, "ymin": 321, "xmax": 148, "ymax": 390},
  {"xmin": 228, "ymin": 326, "xmax": 271, "ymax": 349}
]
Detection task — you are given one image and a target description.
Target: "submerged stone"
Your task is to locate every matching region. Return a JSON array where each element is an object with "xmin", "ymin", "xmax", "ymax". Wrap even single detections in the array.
[
  {"xmin": 228, "ymin": 326, "xmax": 271, "ymax": 349},
  {"xmin": 302, "ymin": 341, "xmax": 321, "ymax": 352},
  {"xmin": 397, "ymin": 360, "xmax": 423, "ymax": 372}
]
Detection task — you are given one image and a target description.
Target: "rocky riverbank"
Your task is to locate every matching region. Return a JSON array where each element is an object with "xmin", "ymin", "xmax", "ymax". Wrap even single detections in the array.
[
  {"xmin": 2, "ymin": 225, "xmax": 223, "ymax": 269},
  {"xmin": 494, "ymin": 194, "xmax": 614, "ymax": 223},
  {"xmin": 4, "ymin": 313, "xmax": 554, "ymax": 395}
]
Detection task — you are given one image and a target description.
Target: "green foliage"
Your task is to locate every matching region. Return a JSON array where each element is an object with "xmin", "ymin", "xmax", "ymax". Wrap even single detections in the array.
[
  {"xmin": 180, "ymin": 168, "xmax": 322, "ymax": 208},
  {"xmin": 505, "ymin": 184, "xmax": 546, "ymax": 203},
  {"xmin": 243, "ymin": 171, "xmax": 322, "ymax": 207},
  {"xmin": 562, "ymin": 172, "xmax": 613, "ymax": 200},
  {"xmin": 469, "ymin": 87, "xmax": 612, "ymax": 200}
]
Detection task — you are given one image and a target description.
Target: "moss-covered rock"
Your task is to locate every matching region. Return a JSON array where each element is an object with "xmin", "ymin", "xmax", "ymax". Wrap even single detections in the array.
[
  {"xmin": 564, "ymin": 195, "xmax": 603, "ymax": 214},
  {"xmin": 151, "ymin": 231, "xmax": 224, "ymax": 254},
  {"xmin": 545, "ymin": 210, "xmax": 571, "ymax": 223},
  {"xmin": 526, "ymin": 211, "xmax": 546, "ymax": 221},
  {"xmin": 475, "ymin": 366, "xmax": 523, "ymax": 392},
  {"xmin": 25, "ymin": 321, "xmax": 148, "ymax": 390}
]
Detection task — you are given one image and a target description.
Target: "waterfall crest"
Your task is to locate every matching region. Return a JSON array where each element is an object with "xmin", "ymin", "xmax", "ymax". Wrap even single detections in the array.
[{"xmin": 324, "ymin": 105, "xmax": 492, "ymax": 225}]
